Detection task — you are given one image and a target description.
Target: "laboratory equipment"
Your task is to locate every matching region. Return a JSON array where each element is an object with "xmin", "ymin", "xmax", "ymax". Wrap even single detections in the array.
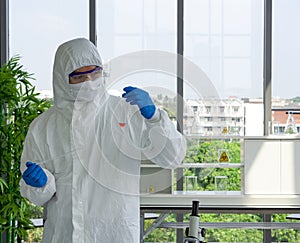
[
  {"xmin": 214, "ymin": 175, "xmax": 228, "ymax": 193},
  {"xmin": 185, "ymin": 176, "xmax": 198, "ymax": 191},
  {"xmin": 183, "ymin": 200, "xmax": 206, "ymax": 243}
]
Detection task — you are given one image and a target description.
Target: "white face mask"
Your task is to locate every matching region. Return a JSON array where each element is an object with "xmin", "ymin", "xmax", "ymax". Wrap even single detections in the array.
[{"xmin": 69, "ymin": 78, "xmax": 105, "ymax": 102}]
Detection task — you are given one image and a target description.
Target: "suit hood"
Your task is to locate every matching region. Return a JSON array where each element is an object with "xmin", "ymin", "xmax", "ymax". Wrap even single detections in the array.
[{"xmin": 52, "ymin": 38, "xmax": 103, "ymax": 108}]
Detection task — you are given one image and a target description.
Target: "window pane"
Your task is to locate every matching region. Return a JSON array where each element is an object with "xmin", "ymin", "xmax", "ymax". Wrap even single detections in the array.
[
  {"xmin": 272, "ymin": 0, "xmax": 300, "ymax": 135},
  {"xmin": 182, "ymin": 0, "xmax": 263, "ymax": 193},
  {"xmin": 184, "ymin": 0, "xmax": 263, "ymax": 137},
  {"xmin": 97, "ymin": 0, "xmax": 176, "ymax": 98},
  {"xmin": 10, "ymin": 0, "xmax": 89, "ymax": 93},
  {"xmin": 273, "ymin": 0, "xmax": 300, "ymax": 99},
  {"xmin": 97, "ymin": 0, "xmax": 176, "ymax": 58}
]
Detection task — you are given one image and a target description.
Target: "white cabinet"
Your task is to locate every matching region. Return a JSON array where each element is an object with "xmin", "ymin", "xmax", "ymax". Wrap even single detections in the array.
[
  {"xmin": 245, "ymin": 138, "xmax": 300, "ymax": 195},
  {"xmin": 140, "ymin": 162, "xmax": 173, "ymax": 194},
  {"xmin": 280, "ymin": 141, "xmax": 300, "ymax": 193}
]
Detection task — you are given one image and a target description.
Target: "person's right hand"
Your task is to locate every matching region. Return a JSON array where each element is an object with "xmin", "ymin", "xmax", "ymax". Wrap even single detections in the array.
[
  {"xmin": 122, "ymin": 86, "xmax": 156, "ymax": 119},
  {"xmin": 22, "ymin": 162, "xmax": 47, "ymax": 188}
]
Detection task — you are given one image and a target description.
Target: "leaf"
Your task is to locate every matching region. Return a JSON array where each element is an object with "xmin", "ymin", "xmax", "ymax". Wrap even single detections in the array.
[
  {"xmin": 0, "ymin": 55, "xmax": 51, "ymax": 238},
  {"xmin": 0, "ymin": 178, "xmax": 8, "ymax": 193}
]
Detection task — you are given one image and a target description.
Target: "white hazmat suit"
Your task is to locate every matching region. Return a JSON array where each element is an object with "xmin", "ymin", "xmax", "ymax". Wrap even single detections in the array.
[{"xmin": 20, "ymin": 38, "xmax": 186, "ymax": 243}]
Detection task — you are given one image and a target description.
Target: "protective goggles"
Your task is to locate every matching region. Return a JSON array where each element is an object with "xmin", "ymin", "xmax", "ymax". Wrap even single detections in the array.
[{"xmin": 69, "ymin": 66, "xmax": 103, "ymax": 83}]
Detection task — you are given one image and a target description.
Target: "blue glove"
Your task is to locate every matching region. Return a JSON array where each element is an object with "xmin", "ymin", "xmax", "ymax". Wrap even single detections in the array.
[
  {"xmin": 122, "ymin": 86, "xmax": 156, "ymax": 119},
  {"xmin": 22, "ymin": 162, "xmax": 47, "ymax": 188}
]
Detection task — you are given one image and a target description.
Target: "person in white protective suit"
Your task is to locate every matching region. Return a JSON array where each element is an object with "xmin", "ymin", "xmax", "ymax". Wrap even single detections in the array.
[{"xmin": 20, "ymin": 37, "xmax": 186, "ymax": 243}]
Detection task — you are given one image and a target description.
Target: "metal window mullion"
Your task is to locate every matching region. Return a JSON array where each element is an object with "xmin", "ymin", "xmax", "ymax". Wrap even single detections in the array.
[
  {"xmin": 263, "ymin": 214, "xmax": 272, "ymax": 243},
  {"xmin": 263, "ymin": 1, "xmax": 272, "ymax": 241},
  {"xmin": 0, "ymin": 0, "xmax": 9, "ymax": 66},
  {"xmin": 263, "ymin": 0, "xmax": 272, "ymax": 135},
  {"xmin": 176, "ymin": 0, "xmax": 184, "ymax": 189},
  {"xmin": 176, "ymin": 1, "xmax": 184, "ymax": 243},
  {"xmin": 89, "ymin": 0, "xmax": 97, "ymax": 46},
  {"xmin": 0, "ymin": 2, "xmax": 9, "ymax": 240}
]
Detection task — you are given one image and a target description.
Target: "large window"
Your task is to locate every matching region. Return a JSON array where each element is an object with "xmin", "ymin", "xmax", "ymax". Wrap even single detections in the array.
[
  {"xmin": 5, "ymin": 1, "xmax": 300, "ymax": 242},
  {"xmin": 10, "ymin": 0, "xmax": 89, "ymax": 93}
]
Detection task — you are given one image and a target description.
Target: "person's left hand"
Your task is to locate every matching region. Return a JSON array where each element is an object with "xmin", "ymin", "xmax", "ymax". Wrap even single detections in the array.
[{"xmin": 122, "ymin": 86, "xmax": 156, "ymax": 119}]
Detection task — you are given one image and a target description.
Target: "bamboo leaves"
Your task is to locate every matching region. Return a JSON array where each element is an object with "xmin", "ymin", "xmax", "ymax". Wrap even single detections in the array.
[
  {"xmin": 0, "ymin": 177, "xmax": 7, "ymax": 193},
  {"xmin": 0, "ymin": 56, "xmax": 52, "ymax": 242}
]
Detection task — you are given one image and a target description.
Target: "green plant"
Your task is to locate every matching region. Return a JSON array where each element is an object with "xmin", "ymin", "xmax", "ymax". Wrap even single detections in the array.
[
  {"xmin": 184, "ymin": 139, "xmax": 241, "ymax": 191},
  {"xmin": 0, "ymin": 56, "xmax": 51, "ymax": 242}
]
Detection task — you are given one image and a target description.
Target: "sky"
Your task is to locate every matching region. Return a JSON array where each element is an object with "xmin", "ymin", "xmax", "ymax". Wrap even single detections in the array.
[{"xmin": 8, "ymin": 0, "xmax": 300, "ymax": 100}]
